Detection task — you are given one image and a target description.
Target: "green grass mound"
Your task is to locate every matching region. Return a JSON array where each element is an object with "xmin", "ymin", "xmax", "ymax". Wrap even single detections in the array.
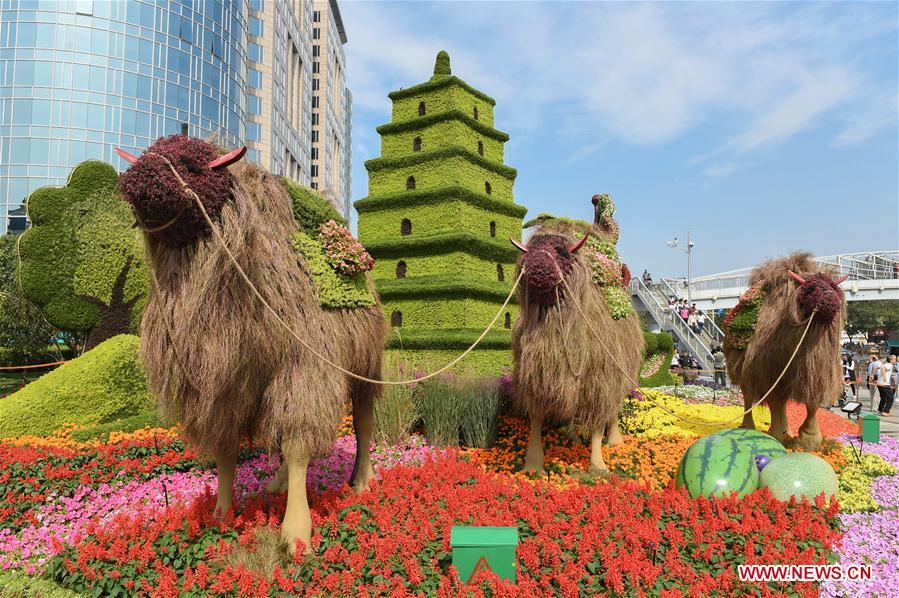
[{"xmin": 0, "ymin": 334, "xmax": 153, "ymax": 438}]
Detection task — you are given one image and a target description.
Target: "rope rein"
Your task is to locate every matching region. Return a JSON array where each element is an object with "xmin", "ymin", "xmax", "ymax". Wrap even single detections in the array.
[
  {"xmin": 151, "ymin": 154, "xmax": 522, "ymax": 386},
  {"xmin": 540, "ymin": 249, "xmax": 818, "ymax": 428}
]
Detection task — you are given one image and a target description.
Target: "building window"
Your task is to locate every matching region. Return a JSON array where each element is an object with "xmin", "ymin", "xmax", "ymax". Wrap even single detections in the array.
[
  {"xmin": 489, "ymin": 221, "xmax": 496, "ymax": 237},
  {"xmin": 478, "ymin": 141, "xmax": 484, "ymax": 156},
  {"xmin": 401, "ymin": 218, "xmax": 412, "ymax": 235},
  {"xmin": 312, "ymin": 96, "xmax": 319, "ymax": 108},
  {"xmin": 412, "ymin": 137, "xmax": 421, "ymax": 152},
  {"xmin": 248, "ymin": 42, "xmax": 263, "ymax": 63},
  {"xmin": 312, "ymin": 78, "xmax": 319, "ymax": 91},
  {"xmin": 497, "ymin": 264, "xmax": 505, "ymax": 282},
  {"xmin": 396, "ymin": 261, "xmax": 407, "ymax": 279},
  {"xmin": 248, "ymin": 122, "xmax": 262, "ymax": 142},
  {"xmin": 248, "ymin": 68, "xmax": 263, "ymax": 89},
  {"xmin": 418, "ymin": 101, "xmax": 426, "ymax": 116},
  {"xmin": 249, "ymin": 16, "xmax": 264, "ymax": 37},
  {"xmin": 473, "ymin": 106, "xmax": 478, "ymax": 120},
  {"xmin": 391, "ymin": 310, "xmax": 403, "ymax": 327},
  {"xmin": 406, "ymin": 176, "xmax": 415, "ymax": 190},
  {"xmin": 313, "ymin": 28, "xmax": 320, "ymax": 40},
  {"xmin": 312, "ymin": 61, "xmax": 320, "ymax": 74},
  {"xmin": 248, "ymin": 95, "xmax": 262, "ymax": 115},
  {"xmin": 504, "ymin": 312, "xmax": 511, "ymax": 329},
  {"xmin": 311, "ymin": 130, "xmax": 318, "ymax": 142},
  {"xmin": 485, "ymin": 181, "xmax": 491, "ymax": 195},
  {"xmin": 313, "ymin": 10, "xmax": 320, "ymax": 22}
]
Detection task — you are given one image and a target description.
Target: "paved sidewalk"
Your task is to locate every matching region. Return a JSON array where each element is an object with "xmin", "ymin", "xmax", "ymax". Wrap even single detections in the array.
[{"xmin": 829, "ymin": 389, "xmax": 899, "ymax": 440}]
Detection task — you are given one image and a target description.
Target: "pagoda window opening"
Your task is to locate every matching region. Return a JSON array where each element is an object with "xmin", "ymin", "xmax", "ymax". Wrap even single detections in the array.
[
  {"xmin": 478, "ymin": 140, "xmax": 484, "ymax": 156},
  {"xmin": 413, "ymin": 136, "xmax": 422, "ymax": 152},
  {"xmin": 497, "ymin": 264, "xmax": 505, "ymax": 282},
  {"xmin": 401, "ymin": 218, "xmax": 412, "ymax": 236},
  {"xmin": 485, "ymin": 181, "xmax": 491, "ymax": 195},
  {"xmin": 504, "ymin": 312, "xmax": 511, "ymax": 329},
  {"xmin": 473, "ymin": 106, "xmax": 479, "ymax": 120},
  {"xmin": 418, "ymin": 101, "xmax": 426, "ymax": 116},
  {"xmin": 489, "ymin": 221, "xmax": 496, "ymax": 237},
  {"xmin": 391, "ymin": 310, "xmax": 403, "ymax": 327},
  {"xmin": 396, "ymin": 261, "xmax": 407, "ymax": 279},
  {"xmin": 406, "ymin": 176, "xmax": 416, "ymax": 190}
]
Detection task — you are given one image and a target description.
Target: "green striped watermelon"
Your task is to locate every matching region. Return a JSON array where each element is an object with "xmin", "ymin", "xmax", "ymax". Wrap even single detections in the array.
[
  {"xmin": 711, "ymin": 428, "xmax": 787, "ymax": 461},
  {"xmin": 675, "ymin": 433, "xmax": 759, "ymax": 498}
]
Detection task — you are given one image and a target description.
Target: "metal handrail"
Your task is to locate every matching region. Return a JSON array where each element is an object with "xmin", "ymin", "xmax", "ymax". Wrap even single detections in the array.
[{"xmin": 657, "ymin": 278, "xmax": 725, "ymax": 345}]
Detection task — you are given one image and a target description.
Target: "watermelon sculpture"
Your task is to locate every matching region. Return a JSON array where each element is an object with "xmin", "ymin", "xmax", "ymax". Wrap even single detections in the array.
[
  {"xmin": 675, "ymin": 429, "xmax": 766, "ymax": 498},
  {"xmin": 759, "ymin": 452, "xmax": 839, "ymax": 501},
  {"xmin": 711, "ymin": 428, "xmax": 787, "ymax": 461}
]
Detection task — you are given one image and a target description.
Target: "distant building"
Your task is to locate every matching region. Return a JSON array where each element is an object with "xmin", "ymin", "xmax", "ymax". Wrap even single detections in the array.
[{"xmin": 0, "ymin": 0, "xmax": 353, "ymax": 235}]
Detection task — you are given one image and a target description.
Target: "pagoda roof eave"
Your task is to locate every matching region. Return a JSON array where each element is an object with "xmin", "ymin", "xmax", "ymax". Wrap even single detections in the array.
[
  {"xmin": 354, "ymin": 185, "xmax": 527, "ymax": 218},
  {"xmin": 388, "ymin": 75, "xmax": 497, "ymax": 105},
  {"xmin": 365, "ymin": 146, "xmax": 517, "ymax": 180},
  {"xmin": 376, "ymin": 111, "xmax": 510, "ymax": 142}
]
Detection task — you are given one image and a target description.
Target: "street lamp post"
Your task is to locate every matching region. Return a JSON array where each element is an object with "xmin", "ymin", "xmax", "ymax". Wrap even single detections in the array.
[{"xmin": 666, "ymin": 232, "xmax": 695, "ymax": 303}]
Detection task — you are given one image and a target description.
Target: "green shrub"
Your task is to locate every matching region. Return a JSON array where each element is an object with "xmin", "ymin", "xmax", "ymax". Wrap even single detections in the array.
[
  {"xmin": 656, "ymin": 332, "xmax": 674, "ymax": 352},
  {"xmin": 0, "ymin": 571, "xmax": 80, "ymax": 597},
  {"xmin": 642, "ymin": 333, "xmax": 658, "ymax": 355},
  {"xmin": 414, "ymin": 377, "xmax": 465, "ymax": 447},
  {"xmin": 459, "ymin": 378, "xmax": 501, "ymax": 448},
  {"xmin": 0, "ymin": 334, "xmax": 153, "ymax": 438},
  {"xmin": 639, "ymin": 348, "xmax": 676, "ymax": 387}
]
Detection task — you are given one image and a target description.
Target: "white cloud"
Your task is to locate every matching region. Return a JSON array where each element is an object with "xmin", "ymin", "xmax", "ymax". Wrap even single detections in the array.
[{"xmin": 342, "ymin": 1, "xmax": 896, "ymax": 175}]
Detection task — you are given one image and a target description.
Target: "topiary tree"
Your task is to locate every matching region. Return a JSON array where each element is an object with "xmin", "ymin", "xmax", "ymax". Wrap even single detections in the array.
[
  {"xmin": 17, "ymin": 161, "xmax": 148, "ymax": 351},
  {"xmin": 0, "ymin": 234, "xmax": 57, "ymax": 364}
]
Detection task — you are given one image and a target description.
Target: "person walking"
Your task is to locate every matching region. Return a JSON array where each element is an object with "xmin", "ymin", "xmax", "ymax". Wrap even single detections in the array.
[
  {"xmin": 713, "ymin": 346, "xmax": 727, "ymax": 387},
  {"xmin": 679, "ymin": 302, "xmax": 690, "ymax": 322},
  {"xmin": 842, "ymin": 353, "xmax": 856, "ymax": 398},
  {"xmin": 868, "ymin": 355, "xmax": 882, "ymax": 409},
  {"xmin": 697, "ymin": 310, "xmax": 706, "ymax": 335},
  {"xmin": 876, "ymin": 355, "xmax": 895, "ymax": 416},
  {"xmin": 687, "ymin": 309, "xmax": 698, "ymax": 333}
]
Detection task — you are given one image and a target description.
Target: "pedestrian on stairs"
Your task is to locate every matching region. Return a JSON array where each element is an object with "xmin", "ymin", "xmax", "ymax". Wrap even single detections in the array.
[{"xmin": 697, "ymin": 310, "xmax": 706, "ymax": 335}]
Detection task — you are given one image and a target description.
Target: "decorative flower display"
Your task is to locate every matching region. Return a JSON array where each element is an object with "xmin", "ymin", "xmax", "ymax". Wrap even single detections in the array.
[
  {"xmin": 318, "ymin": 219, "xmax": 375, "ymax": 276},
  {"xmin": 723, "ymin": 283, "xmax": 766, "ymax": 350}
]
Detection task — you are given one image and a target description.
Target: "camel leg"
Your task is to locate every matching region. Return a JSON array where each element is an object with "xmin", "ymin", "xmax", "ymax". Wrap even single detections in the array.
[
  {"xmin": 797, "ymin": 404, "xmax": 823, "ymax": 451},
  {"xmin": 349, "ymin": 383, "xmax": 376, "ymax": 493},
  {"xmin": 768, "ymin": 399, "xmax": 789, "ymax": 443},
  {"xmin": 280, "ymin": 441, "xmax": 312, "ymax": 556},
  {"xmin": 590, "ymin": 429, "xmax": 609, "ymax": 473},
  {"xmin": 521, "ymin": 413, "xmax": 544, "ymax": 473},
  {"xmin": 741, "ymin": 395, "xmax": 756, "ymax": 430},
  {"xmin": 266, "ymin": 462, "xmax": 288, "ymax": 494},
  {"xmin": 605, "ymin": 417, "xmax": 624, "ymax": 446},
  {"xmin": 214, "ymin": 448, "xmax": 239, "ymax": 519}
]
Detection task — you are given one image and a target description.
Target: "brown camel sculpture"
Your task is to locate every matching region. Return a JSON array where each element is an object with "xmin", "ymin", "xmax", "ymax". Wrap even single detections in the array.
[
  {"xmin": 116, "ymin": 135, "xmax": 386, "ymax": 554},
  {"xmin": 723, "ymin": 252, "xmax": 847, "ymax": 451},
  {"xmin": 511, "ymin": 195, "xmax": 643, "ymax": 472}
]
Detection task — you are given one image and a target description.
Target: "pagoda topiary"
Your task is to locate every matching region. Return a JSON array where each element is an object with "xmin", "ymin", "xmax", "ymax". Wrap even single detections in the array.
[{"xmin": 355, "ymin": 51, "xmax": 527, "ymax": 373}]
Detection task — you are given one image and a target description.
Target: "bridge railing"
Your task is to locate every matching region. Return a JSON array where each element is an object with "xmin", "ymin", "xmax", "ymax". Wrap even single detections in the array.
[{"xmin": 631, "ymin": 278, "xmax": 715, "ymax": 371}]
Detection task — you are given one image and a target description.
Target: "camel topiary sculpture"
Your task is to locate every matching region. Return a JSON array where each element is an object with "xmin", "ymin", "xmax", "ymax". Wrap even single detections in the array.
[
  {"xmin": 116, "ymin": 135, "xmax": 386, "ymax": 554},
  {"xmin": 723, "ymin": 252, "xmax": 847, "ymax": 451},
  {"xmin": 510, "ymin": 194, "xmax": 643, "ymax": 472}
]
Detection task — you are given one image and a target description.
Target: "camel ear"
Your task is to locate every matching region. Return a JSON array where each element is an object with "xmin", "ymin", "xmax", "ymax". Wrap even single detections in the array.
[
  {"xmin": 786, "ymin": 270, "xmax": 807, "ymax": 285},
  {"xmin": 114, "ymin": 147, "xmax": 139, "ymax": 164},
  {"xmin": 510, "ymin": 238, "xmax": 528, "ymax": 253},
  {"xmin": 208, "ymin": 147, "xmax": 247, "ymax": 170},
  {"xmin": 569, "ymin": 235, "xmax": 588, "ymax": 253}
]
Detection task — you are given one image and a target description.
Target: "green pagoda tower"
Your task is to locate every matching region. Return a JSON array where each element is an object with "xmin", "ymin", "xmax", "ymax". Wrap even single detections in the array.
[{"xmin": 354, "ymin": 51, "xmax": 527, "ymax": 373}]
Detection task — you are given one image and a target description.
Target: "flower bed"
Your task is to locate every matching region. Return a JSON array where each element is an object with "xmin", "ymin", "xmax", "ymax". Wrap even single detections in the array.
[{"xmin": 0, "ymin": 390, "xmax": 888, "ymax": 595}]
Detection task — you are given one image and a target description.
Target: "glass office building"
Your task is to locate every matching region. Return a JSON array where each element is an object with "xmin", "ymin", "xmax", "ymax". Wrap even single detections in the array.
[{"xmin": 0, "ymin": 0, "xmax": 247, "ymax": 234}]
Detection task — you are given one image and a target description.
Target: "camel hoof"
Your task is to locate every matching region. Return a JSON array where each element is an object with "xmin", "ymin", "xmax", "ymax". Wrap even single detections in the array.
[{"xmin": 349, "ymin": 465, "xmax": 376, "ymax": 494}]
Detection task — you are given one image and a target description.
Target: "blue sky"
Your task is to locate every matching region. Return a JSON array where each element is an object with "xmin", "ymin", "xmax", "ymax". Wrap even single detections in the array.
[{"xmin": 341, "ymin": 1, "xmax": 898, "ymax": 278}]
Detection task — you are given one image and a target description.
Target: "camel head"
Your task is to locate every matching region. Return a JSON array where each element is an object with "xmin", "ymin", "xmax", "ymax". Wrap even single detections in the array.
[
  {"xmin": 592, "ymin": 194, "xmax": 619, "ymax": 242},
  {"xmin": 116, "ymin": 135, "xmax": 246, "ymax": 247},
  {"xmin": 786, "ymin": 269, "xmax": 849, "ymax": 324},
  {"xmin": 510, "ymin": 233, "xmax": 587, "ymax": 307}
]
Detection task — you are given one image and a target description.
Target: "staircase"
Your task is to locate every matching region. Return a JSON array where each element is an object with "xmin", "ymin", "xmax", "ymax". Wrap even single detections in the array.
[{"xmin": 630, "ymin": 278, "xmax": 722, "ymax": 372}]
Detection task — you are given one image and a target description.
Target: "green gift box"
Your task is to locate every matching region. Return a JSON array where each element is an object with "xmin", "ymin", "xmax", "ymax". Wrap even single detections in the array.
[
  {"xmin": 450, "ymin": 526, "xmax": 518, "ymax": 584},
  {"xmin": 862, "ymin": 413, "xmax": 880, "ymax": 443}
]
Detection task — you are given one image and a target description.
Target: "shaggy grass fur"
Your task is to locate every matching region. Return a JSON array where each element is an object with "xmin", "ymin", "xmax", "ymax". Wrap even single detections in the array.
[
  {"xmin": 139, "ymin": 160, "xmax": 387, "ymax": 458},
  {"xmin": 512, "ymin": 221, "xmax": 643, "ymax": 433},
  {"xmin": 725, "ymin": 252, "xmax": 845, "ymax": 448}
]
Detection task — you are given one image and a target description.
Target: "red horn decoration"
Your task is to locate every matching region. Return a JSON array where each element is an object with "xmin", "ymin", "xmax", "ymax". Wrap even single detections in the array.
[
  {"xmin": 114, "ymin": 147, "xmax": 139, "ymax": 164},
  {"xmin": 834, "ymin": 274, "xmax": 850, "ymax": 285},
  {"xmin": 208, "ymin": 146, "xmax": 247, "ymax": 170},
  {"xmin": 569, "ymin": 235, "xmax": 588, "ymax": 253},
  {"xmin": 509, "ymin": 238, "xmax": 528, "ymax": 253},
  {"xmin": 786, "ymin": 270, "xmax": 807, "ymax": 285}
]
